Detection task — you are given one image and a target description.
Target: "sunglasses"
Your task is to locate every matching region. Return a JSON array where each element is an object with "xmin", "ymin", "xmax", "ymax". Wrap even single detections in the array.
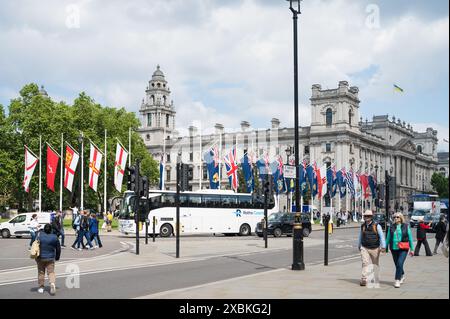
[{"xmin": 394, "ymin": 216, "xmax": 401, "ymax": 219}]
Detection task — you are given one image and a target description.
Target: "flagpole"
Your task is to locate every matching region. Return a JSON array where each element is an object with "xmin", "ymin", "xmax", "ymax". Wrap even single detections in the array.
[
  {"xmin": 81, "ymin": 131, "xmax": 84, "ymax": 211},
  {"xmin": 199, "ymin": 127, "xmax": 202, "ymax": 190},
  {"xmin": 104, "ymin": 129, "xmax": 107, "ymax": 214},
  {"xmin": 39, "ymin": 135, "xmax": 42, "ymax": 213},
  {"xmin": 129, "ymin": 127, "xmax": 131, "ymax": 166},
  {"xmin": 59, "ymin": 133, "xmax": 63, "ymax": 212},
  {"xmin": 218, "ymin": 131, "xmax": 222, "ymax": 189}
]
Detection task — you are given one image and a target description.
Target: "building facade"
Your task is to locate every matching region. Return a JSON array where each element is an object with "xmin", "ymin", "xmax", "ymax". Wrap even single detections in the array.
[{"xmin": 139, "ymin": 66, "xmax": 440, "ymax": 212}]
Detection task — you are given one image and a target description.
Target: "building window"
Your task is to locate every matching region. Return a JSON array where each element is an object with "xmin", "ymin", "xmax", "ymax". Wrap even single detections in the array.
[
  {"xmin": 189, "ymin": 152, "xmax": 193, "ymax": 162},
  {"xmin": 166, "ymin": 154, "xmax": 171, "ymax": 163},
  {"xmin": 326, "ymin": 143, "xmax": 331, "ymax": 152},
  {"xmin": 304, "ymin": 146, "xmax": 310, "ymax": 155},
  {"xmin": 417, "ymin": 145, "xmax": 422, "ymax": 153},
  {"xmin": 350, "ymin": 144, "xmax": 353, "ymax": 154},
  {"xmin": 348, "ymin": 110, "xmax": 352, "ymax": 126},
  {"xmin": 326, "ymin": 108, "xmax": 333, "ymax": 127},
  {"xmin": 163, "ymin": 96, "xmax": 167, "ymax": 105},
  {"xmin": 157, "ymin": 83, "xmax": 161, "ymax": 88},
  {"xmin": 166, "ymin": 114, "xmax": 170, "ymax": 127},
  {"xmin": 147, "ymin": 114, "xmax": 152, "ymax": 127},
  {"xmin": 150, "ymin": 95, "xmax": 155, "ymax": 104},
  {"xmin": 146, "ymin": 134, "xmax": 150, "ymax": 141},
  {"xmin": 166, "ymin": 169, "xmax": 171, "ymax": 182},
  {"xmin": 203, "ymin": 164, "xmax": 208, "ymax": 180}
]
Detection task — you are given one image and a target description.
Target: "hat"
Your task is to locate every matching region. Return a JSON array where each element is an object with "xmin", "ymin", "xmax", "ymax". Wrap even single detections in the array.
[{"xmin": 363, "ymin": 210, "xmax": 373, "ymax": 217}]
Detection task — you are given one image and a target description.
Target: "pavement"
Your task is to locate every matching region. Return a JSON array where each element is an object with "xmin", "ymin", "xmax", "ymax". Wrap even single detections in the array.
[{"xmin": 139, "ymin": 247, "xmax": 449, "ymax": 299}]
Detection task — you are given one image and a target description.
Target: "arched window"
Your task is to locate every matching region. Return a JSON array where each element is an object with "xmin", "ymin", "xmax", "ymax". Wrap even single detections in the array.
[
  {"xmin": 417, "ymin": 145, "xmax": 423, "ymax": 153},
  {"xmin": 150, "ymin": 95, "xmax": 155, "ymax": 104},
  {"xmin": 147, "ymin": 114, "xmax": 152, "ymax": 127},
  {"xmin": 326, "ymin": 108, "xmax": 333, "ymax": 127},
  {"xmin": 348, "ymin": 110, "xmax": 352, "ymax": 126},
  {"xmin": 166, "ymin": 114, "xmax": 170, "ymax": 127},
  {"xmin": 163, "ymin": 96, "xmax": 167, "ymax": 105}
]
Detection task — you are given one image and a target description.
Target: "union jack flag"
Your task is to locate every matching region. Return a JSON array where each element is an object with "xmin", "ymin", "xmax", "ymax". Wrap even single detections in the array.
[
  {"xmin": 276, "ymin": 155, "xmax": 284, "ymax": 175},
  {"xmin": 224, "ymin": 147, "xmax": 239, "ymax": 192}
]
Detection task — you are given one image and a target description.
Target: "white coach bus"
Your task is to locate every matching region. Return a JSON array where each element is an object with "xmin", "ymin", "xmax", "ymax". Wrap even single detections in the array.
[{"xmin": 117, "ymin": 189, "xmax": 278, "ymax": 237}]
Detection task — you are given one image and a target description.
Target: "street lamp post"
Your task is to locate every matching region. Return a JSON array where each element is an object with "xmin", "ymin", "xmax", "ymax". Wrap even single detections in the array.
[
  {"xmin": 285, "ymin": 146, "xmax": 293, "ymax": 213},
  {"xmin": 287, "ymin": 0, "xmax": 305, "ymax": 271}
]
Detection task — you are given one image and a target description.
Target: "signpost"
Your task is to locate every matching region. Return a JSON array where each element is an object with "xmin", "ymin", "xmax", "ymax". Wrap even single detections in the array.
[{"xmin": 284, "ymin": 165, "xmax": 296, "ymax": 179}]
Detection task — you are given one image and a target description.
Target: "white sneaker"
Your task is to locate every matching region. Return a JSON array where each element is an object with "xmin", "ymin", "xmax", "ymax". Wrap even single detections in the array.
[
  {"xmin": 78, "ymin": 248, "xmax": 82, "ymax": 251},
  {"xmin": 89, "ymin": 246, "xmax": 95, "ymax": 250},
  {"xmin": 37, "ymin": 287, "xmax": 44, "ymax": 294},
  {"xmin": 394, "ymin": 280, "xmax": 400, "ymax": 288},
  {"xmin": 400, "ymin": 275, "xmax": 405, "ymax": 284},
  {"xmin": 50, "ymin": 283, "xmax": 56, "ymax": 295}
]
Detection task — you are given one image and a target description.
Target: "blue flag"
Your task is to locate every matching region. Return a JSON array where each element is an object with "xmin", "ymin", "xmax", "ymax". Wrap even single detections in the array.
[
  {"xmin": 203, "ymin": 148, "xmax": 220, "ymax": 189},
  {"xmin": 306, "ymin": 165, "xmax": 317, "ymax": 198},
  {"xmin": 159, "ymin": 155, "xmax": 165, "ymax": 190},
  {"xmin": 368, "ymin": 175, "xmax": 377, "ymax": 198},
  {"xmin": 299, "ymin": 163, "xmax": 308, "ymax": 196},
  {"xmin": 271, "ymin": 160, "xmax": 286, "ymax": 194},
  {"xmin": 327, "ymin": 167, "xmax": 338, "ymax": 198},
  {"xmin": 241, "ymin": 154, "xmax": 254, "ymax": 193},
  {"xmin": 256, "ymin": 155, "xmax": 271, "ymax": 181},
  {"xmin": 336, "ymin": 169, "xmax": 347, "ymax": 199}
]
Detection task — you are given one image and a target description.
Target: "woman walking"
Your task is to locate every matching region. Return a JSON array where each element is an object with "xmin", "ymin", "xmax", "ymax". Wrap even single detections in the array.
[
  {"xmin": 385, "ymin": 212, "xmax": 415, "ymax": 288},
  {"xmin": 28, "ymin": 214, "xmax": 41, "ymax": 250},
  {"xmin": 35, "ymin": 224, "xmax": 61, "ymax": 295},
  {"xmin": 433, "ymin": 216, "xmax": 447, "ymax": 254}
]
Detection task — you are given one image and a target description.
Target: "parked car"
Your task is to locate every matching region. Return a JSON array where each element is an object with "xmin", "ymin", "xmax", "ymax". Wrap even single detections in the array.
[
  {"xmin": 0, "ymin": 212, "xmax": 52, "ymax": 238},
  {"xmin": 409, "ymin": 209, "xmax": 428, "ymax": 228},
  {"xmin": 255, "ymin": 212, "xmax": 312, "ymax": 238},
  {"xmin": 373, "ymin": 213, "xmax": 388, "ymax": 230}
]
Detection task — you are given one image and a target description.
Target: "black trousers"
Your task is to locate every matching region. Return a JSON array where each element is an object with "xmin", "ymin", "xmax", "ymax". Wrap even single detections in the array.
[{"xmin": 414, "ymin": 238, "xmax": 432, "ymax": 256}]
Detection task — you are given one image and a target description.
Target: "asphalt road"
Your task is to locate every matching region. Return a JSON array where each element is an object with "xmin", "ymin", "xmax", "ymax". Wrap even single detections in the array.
[{"xmin": 0, "ymin": 228, "xmax": 360, "ymax": 299}]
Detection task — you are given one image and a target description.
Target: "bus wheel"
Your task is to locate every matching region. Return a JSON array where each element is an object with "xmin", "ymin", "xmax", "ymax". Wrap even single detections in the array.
[
  {"xmin": 273, "ymin": 228, "xmax": 282, "ymax": 238},
  {"xmin": 238, "ymin": 224, "xmax": 251, "ymax": 236},
  {"xmin": 159, "ymin": 224, "xmax": 173, "ymax": 238}
]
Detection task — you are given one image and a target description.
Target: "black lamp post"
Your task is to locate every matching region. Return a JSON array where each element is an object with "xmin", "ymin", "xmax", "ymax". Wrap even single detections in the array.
[
  {"xmin": 285, "ymin": 146, "xmax": 293, "ymax": 212},
  {"xmin": 287, "ymin": 0, "xmax": 305, "ymax": 271}
]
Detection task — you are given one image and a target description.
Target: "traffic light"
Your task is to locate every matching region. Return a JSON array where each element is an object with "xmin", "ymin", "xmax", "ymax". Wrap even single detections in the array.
[
  {"xmin": 180, "ymin": 164, "xmax": 190, "ymax": 191},
  {"xmin": 137, "ymin": 198, "xmax": 149, "ymax": 222},
  {"xmin": 140, "ymin": 176, "xmax": 149, "ymax": 198},
  {"xmin": 126, "ymin": 165, "xmax": 138, "ymax": 192}
]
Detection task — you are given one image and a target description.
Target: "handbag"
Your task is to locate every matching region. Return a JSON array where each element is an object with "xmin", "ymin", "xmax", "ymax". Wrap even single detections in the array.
[
  {"xmin": 30, "ymin": 232, "xmax": 40, "ymax": 259},
  {"xmin": 395, "ymin": 226, "xmax": 410, "ymax": 251}
]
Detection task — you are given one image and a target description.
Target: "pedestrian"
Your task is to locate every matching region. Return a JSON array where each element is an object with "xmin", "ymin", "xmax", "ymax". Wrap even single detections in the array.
[
  {"xmin": 433, "ymin": 215, "xmax": 447, "ymax": 254},
  {"xmin": 106, "ymin": 211, "xmax": 113, "ymax": 232},
  {"xmin": 414, "ymin": 216, "xmax": 433, "ymax": 256},
  {"xmin": 51, "ymin": 210, "xmax": 65, "ymax": 247},
  {"xmin": 89, "ymin": 213, "xmax": 103, "ymax": 248},
  {"xmin": 35, "ymin": 223, "xmax": 61, "ymax": 295},
  {"xmin": 28, "ymin": 214, "xmax": 41, "ymax": 250},
  {"xmin": 79, "ymin": 210, "xmax": 94, "ymax": 250},
  {"xmin": 358, "ymin": 210, "xmax": 386, "ymax": 287},
  {"xmin": 385, "ymin": 212, "xmax": 415, "ymax": 288},
  {"xmin": 71, "ymin": 205, "xmax": 79, "ymax": 222}
]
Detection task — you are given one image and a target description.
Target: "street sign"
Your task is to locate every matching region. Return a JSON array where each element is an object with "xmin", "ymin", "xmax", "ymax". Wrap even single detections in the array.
[{"xmin": 284, "ymin": 165, "xmax": 296, "ymax": 179}]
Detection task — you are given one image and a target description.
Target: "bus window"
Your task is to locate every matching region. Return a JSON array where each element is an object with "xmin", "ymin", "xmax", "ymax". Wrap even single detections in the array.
[
  {"xmin": 221, "ymin": 195, "xmax": 237, "ymax": 207},
  {"xmin": 188, "ymin": 195, "xmax": 202, "ymax": 207},
  {"xmin": 238, "ymin": 195, "xmax": 252, "ymax": 208},
  {"xmin": 180, "ymin": 195, "xmax": 189, "ymax": 205},
  {"xmin": 202, "ymin": 195, "xmax": 221, "ymax": 207},
  {"xmin": 162, "ymin": 194, "xmax": 176, "ymax": 206}
]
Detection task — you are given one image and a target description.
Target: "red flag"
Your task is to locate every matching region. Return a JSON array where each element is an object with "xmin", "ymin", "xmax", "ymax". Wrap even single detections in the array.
[
  {"xmin": 46, "ymin": 146, "xmax": 60, "ymax": 192},
  {"xmin": 360, "ymin": 174, "xmax": 369, "ymax": 199}
]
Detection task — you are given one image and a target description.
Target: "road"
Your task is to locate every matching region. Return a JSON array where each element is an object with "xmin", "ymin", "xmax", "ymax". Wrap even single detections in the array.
[{"xmin": 0, "ymin": 227, "xmax": 360, "ymax": 298}]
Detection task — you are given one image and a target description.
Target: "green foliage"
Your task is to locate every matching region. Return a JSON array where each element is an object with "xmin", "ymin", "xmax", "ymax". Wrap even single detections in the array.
[
  {"xmin": 0, "ymin": 83, "xmax": 158, "ymax": 212},
  {"xmin": 431, "ymin": 172, "xmax": 449, "ymax": 199}
]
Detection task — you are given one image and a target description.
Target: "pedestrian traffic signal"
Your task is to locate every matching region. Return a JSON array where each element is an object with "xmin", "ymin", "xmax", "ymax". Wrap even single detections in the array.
[
  {"xmin": 126, "ymin": 165, "xmax": 138, "ymax": 192},
  {"xmin": 140, "ymin": 176, "xmax": 149, "ymax": 198}
]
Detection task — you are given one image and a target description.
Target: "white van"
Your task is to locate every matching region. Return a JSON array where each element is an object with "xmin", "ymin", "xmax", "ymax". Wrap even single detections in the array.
[{"xmin": 0, "ymin": 212, "xmax": 52, "ymax": 238}]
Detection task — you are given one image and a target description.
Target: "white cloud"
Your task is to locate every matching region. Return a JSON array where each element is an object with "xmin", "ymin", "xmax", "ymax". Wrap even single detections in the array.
[{"xmin": 0, "ymin": 0, "xmax": 447, "ymax": 138}]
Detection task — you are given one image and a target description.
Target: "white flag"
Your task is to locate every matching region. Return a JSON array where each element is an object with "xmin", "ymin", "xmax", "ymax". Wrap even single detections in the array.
[
  {"xmin": 354, "ymin": 172, "xmax": 361, "ymax": 199},
  {"xmin": 114, "ymin": 143, "xmax": 128, "ymax": 192},
  {"xmin": 320, "ymin": 164, "xmax": 328, "ymax": 198},
  {"xmin": 23, "ymin": 147, "xmax": 38, "ymax": 193},
  {"xmin": 88, "ymin": 143, "xmax": 103, "ymax": 192},
  {"xmin": 64, "ymin": 145, "xmax": 79, "ymax": 192}
]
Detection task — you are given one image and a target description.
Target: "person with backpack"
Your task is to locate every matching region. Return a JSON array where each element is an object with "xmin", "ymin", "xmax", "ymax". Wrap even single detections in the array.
[
  {"xmin": 385, "ymin": 212, "xmax": 415, "ymax": 288},
  {"xmin": 89, "ymin": 213, "xmax": 102, "ymax": 248},
  {"xmin": 51, "ymin": 210, "xmax": 65, "ymax": 247},
  {"xmin": 35, "ymin": 224, "xmax": 61, "ymax": 295},
  {"xmin": 433, "ymin": 215, "xmax": 447, "ymax": 255},
  {"xmin": 71, "ymin": 211, "xmax": 94, "ymax": 250},
  {"xmin": 357, "ymin": 210, "xmax": 386, "ymax": 287},
  {"xmin": 414, "ymin": 216, "xmax": 433, "ymax": 256}
]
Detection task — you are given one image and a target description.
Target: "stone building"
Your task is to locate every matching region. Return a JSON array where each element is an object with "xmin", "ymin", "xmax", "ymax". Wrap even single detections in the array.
[{"xmin": 138, "ymin": 66, "xmax": 439, "ymax": 211}]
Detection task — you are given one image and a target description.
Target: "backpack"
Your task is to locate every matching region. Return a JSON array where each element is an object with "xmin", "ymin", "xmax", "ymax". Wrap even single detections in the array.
[{"xmin": 361, "ymin": 222, "xmax": 378, "ymax": 236}]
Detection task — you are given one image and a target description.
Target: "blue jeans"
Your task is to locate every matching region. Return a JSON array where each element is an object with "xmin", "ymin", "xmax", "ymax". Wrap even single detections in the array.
[
  {"xmin": 90, "ymin": 232, "xmax": 102, "ymax": 247},
  {"xmin": 391, "ymin": 249, "xmax": 408, "ymax": 280},
  {"xmin": 73, "ymin": 229, "xmax": 92, "ymax": 248}
]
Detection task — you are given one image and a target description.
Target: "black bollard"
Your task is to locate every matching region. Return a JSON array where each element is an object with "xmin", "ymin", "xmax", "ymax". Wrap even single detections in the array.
[
  {"xmin": 292, "ymin": 212, "xmax": 305, "ymax": 270},
  {"xmin": 152, "ymin": 215, "xmax": 156, "ymax": 242},
  {"xmin": 324, "ymin": 214, "xmax": 330, "ymax": 266},
  {"xmin": 145, "ymin": 219, "xmax": 149, "ymax": 244}
]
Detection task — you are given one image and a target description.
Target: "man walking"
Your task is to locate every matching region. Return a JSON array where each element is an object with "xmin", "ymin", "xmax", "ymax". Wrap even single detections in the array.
[
  {"xmin": 414, "ymin": 216, "xmax": 433, "ymax": 256},
  {"xmin": 358, "ymin": 210, "xmax": 386, "ymax": 286},
  {"xmin": 51, "ymin": 210, "xmax": 65, "ymax": 247}
]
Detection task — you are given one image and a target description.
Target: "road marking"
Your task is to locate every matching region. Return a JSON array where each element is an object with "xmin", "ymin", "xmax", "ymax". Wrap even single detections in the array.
[{"xmin": 135, "ymin": 268, "xmax": 287, "ymax": 299}]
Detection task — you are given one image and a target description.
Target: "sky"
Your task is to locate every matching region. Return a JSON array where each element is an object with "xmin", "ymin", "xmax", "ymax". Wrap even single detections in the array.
[{"xmin": 0, "ymin": 0, "xmax": 448, "ymax": 151}]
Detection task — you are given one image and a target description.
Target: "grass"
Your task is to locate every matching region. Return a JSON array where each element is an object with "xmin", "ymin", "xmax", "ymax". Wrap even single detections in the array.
[
  {"xmin": 0, "ymin": 218, "xmax": 8, "ymax": 223},
  {"xmin": 63, "ymin": 218, "xmax": 118, "ymax": 230}
]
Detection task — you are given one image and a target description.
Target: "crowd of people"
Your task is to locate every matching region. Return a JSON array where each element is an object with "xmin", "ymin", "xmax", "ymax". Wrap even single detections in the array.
[{"xmin": 358, "ymin": 210, "xmax": 448, "ymax": 288}]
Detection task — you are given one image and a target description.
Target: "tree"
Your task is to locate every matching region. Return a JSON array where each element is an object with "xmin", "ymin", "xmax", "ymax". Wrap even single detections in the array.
[
  {"xmin": 2, "ymin": 83, "xmax": 159, "ymax": 212},
  {"xmin": 431, "ymin": 172, "xmax": 449, "ymax": 199}
]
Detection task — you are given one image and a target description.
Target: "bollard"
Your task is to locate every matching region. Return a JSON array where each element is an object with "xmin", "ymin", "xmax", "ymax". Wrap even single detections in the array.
[
  {"xmin": 292, "ymin": 212, "xmax": 305, "ymax": 270},
  {"xmin": 145, "ymin": 219, "xmax": 149, "ymax": 245},
  {"xmin": 152, "ymin": 215, "xmax": 156, "ymax": 242},
  {"xmin": 324, "ymin": 214, "xmax": 330, "ymax": 266}
]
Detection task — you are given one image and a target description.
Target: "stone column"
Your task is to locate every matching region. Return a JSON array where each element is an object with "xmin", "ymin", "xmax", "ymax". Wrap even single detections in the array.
[
  {"xmin": 412, "ymin": 161, "xmax": 416, "ymax": 189},
  {"xmin": 396, "ymin": 156, "xmax": 401, "ymax": 186}
]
